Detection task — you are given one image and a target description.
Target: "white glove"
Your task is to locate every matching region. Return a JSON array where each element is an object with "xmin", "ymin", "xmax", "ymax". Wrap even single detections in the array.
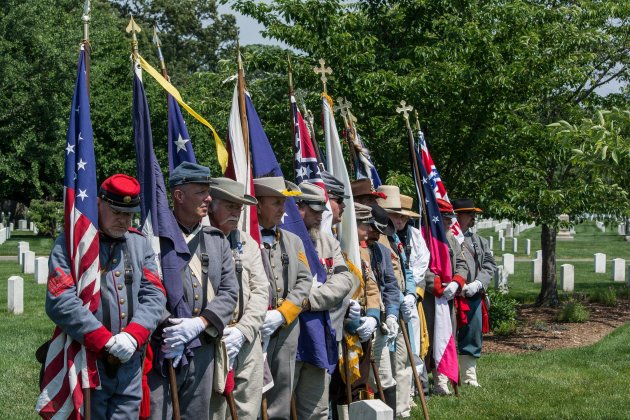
[
  {"xmin": 163, "ymin": 317, "xmax": 206, "ymax": 348},
  {"xmin": 462, "ymin": 280, "xmax": 483, "ymax": 297},
  {"xmin": 109, "ymin": 332, "xmax": 137, "ymax": 363},
  {"xmin": 356, "ymin": 316, "xmax": 378, "ymax": 342},
  {"xmin": 161, "ymin": 341, "xmax": 185, "ymax": 367},
  {"xmin": 385, "ymin": 315, "xmax": 398, "ymax": 346},
  {"xmin": 222, "ymin": 326, "xmax": 246, "ymax": 362},
  {"xmin": 261, "ymin": 310, "xmax": 285, "ymax": 338},
  {"xmin": 442, "ymin": 282, "xmax": 460, "ymax": 301},
  {"xmin": 400, "ymin": 294, "xmax": 417, "ymax": 322},
  {"xmin": 104, "ymin": 336, "xmax": 116, "ymax": 352},
  {"xmin": 347, "ymin": 299, "xmax": 361, "ymax": 320}
]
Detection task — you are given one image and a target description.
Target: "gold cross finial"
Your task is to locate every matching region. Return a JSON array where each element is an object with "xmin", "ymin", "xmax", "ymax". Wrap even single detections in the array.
[
  {"xmin": 334, "ymin": 97, "xmax": 352, "ymax": 118},
  {"xmin": 313, "ymin": 58, "xmax": 332, "ymax": 93},
  {"xmin": 396, "ymin": 100, "xmax": 413, "ymax": 121}
]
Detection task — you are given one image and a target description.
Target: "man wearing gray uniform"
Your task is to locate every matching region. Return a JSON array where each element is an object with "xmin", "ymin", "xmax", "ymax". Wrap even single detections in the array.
[
  {"xmin": 208, "ymin": 178, "xmax": 269, "ymax": 420},
  {"xmin": 452, "ymin": 198, "xmax": 496, "ymax": 388},
  {"xmin": 45, "ymin": 174, "xmax": 166, "ymax": 419},
  {"xmin": 149, "ymin": 162, "xmax": 238, "ymax": 419},
  {"xmin": 294, "ymin": 182, "xmax": 355, "ymax": 419},
  {"xmin": 254, "ymin": 176, "xmax": 313, "ymax": 420}
]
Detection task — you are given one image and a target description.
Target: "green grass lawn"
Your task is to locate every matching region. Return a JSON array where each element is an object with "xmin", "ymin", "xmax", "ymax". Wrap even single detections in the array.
[
  {"xmin": 1, "ymin": 222, "xmax": 629, "ymax": 418},
  {"xmin": 0, "ymin": 260, "xmax": 53, "ymax": 419},
  {"xmin": 415, "ymin": 323, "xmax": 630, "ymax": 419},
  {"xmin": 477, "ymin": 222, "xmax": 630, "ymax": 303},
  {"xmin": 0, "ymin": 231, "xmax": 55, "ymax": 257}
]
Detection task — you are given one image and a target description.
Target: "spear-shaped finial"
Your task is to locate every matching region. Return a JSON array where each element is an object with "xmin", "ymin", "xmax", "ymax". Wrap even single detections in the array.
[
  {"xmin": 126, "ymin": 15, "xmax": 141, "ymax": 59},
  {"xmin": 414, "ymin": 109, "xmax": 422, "ymax": 132},
  {"xmin": 152, "ymin": 26, "xmax": 168, "ymax": 78},
  {"xmin": 81, "ymin": 0, "xmax": 91, "ymax": 43},
  {"xmin": 313, "ymin": 58, "xmax": 332, "ymax": 94}
]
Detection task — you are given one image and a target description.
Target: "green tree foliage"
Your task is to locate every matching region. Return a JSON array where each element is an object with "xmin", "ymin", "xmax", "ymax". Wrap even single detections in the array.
[
  {"xmin": 229, "ymin": 0, "xmax": 630, "ymax": 305},
  {"xmin": 27, "ymin": 200, "xmax": 63, "ymax": 237},
  {"xmin": 0, "ymin": 0, "xmax": 238, "ymax": 203}
]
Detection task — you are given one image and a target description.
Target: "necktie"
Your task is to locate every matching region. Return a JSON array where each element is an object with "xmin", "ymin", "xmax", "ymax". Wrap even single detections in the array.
[{"xmin": 261, "ymin": 228, "xmax": 275, "ymax": 237}]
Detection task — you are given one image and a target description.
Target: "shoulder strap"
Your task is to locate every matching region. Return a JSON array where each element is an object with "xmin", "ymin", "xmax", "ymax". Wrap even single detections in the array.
[{"xmin": 229, "ymin": 230, "xmax": 245, "ymax": 322}]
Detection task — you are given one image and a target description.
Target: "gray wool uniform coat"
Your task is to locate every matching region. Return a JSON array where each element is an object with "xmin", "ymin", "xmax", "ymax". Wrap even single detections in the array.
[
  {"xmin": 293, "ymin": 231, "xmax": 354, "ymax": 420},
  {"xmin": 210, "ymin": 229, "xmax": 269, "ymax": 420},
  {"xmin": 260, "ymin": 226, "xmax": 312, "ymax": 420},
  {"xmin": 45, "ymin": 230, "xmax": 166, "ymax": 420},
  {"xmin": 149, "ymin": 225, "xmax": 238, "ymax": 420},
  {"xmin": 458, "ymin": 230, "xmax": 496, "ymax": 358}
]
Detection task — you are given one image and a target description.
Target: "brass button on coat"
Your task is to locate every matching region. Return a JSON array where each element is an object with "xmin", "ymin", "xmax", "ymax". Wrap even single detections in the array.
[{"xmin": 117, "ymin": 284, "xmax": 124, "ymax": 290}]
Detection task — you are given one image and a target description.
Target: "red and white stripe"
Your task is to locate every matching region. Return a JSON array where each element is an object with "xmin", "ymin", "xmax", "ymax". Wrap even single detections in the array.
[{"xmin": 36, "ymin": 187, "xmax": 100, "ymax": 419}]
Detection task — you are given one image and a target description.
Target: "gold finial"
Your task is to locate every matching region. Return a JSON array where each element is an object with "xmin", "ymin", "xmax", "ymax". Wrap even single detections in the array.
[
  {"xmin": 396, "ymin": 100, "xmax": 413, "ymax": 121},
  {"xmin": 313, "ymin": 58, "xmax": 332, "ymax": 94},
  {"xmin": 126, "ymin": 15, "xmax": 142, "ymax": 58}
]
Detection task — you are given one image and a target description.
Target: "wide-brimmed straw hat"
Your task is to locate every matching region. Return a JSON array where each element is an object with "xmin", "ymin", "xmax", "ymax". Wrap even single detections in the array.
[
  {"xmin": 376, "ymin": 185, "xmax": 421, "ymax": 218},
  {"xmin": 210, "ymin": 177, "xmax": 257, "ymax": 206},
  {"xmin": 253, "ymin": 176, "xmax": 302, "ymax": 198}
]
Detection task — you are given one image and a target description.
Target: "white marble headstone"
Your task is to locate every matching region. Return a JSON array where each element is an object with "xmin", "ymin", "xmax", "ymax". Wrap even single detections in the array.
[
  {"xmin": 594, "ymin": 253, "xmax": 606, "ymax": 274},
  {"xmin": 35, "ymin": 257, "xmax": 49, "ymax": 285},
  {"xmin": 503, "ymin": 253, "xmax": 514, "ymax": 275},
  {"xmin": 561, "ymin": 264, "xmax": 574, "ymax": 292},
  {"xmin": 23, "ymin": 251, "xmax": 35, "ymax": 274},
  {"xmin": 612, "ymin": 258, "xmax": 626, "ymax": 282},
  {"xmin": 8, "ymin": 276, "xmax": 24, "ymax": 314},
  {"xmin": 532, "ymin": 258, "xmax": 542, "ymax": 283}
]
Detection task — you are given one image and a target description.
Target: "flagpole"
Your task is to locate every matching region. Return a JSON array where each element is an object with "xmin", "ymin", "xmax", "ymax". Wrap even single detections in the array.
[
  {"xmin": 287, "ymin": 55, "xmax": 298, "ymax": 177},
  {"xmin": 333, "ymin": 97, "xmax": 358, "ymax": 180},
  {"xmin": 81, "ymin": 0, "xmax": 91, "ymax": 96},
  {"xmin": 397, "ymin": 101, "xmax": 430, "ymax": 231},
  {"xmin": 237, "ymin": 43, "xmax": 251, "ymax": 233},
  {"xmin": 80, "ymin": 2, "xmax": 93, "ymax": 418},
  {"xmin": 152, "ymin": 27, "xmax": 169, "ymax": 80}
]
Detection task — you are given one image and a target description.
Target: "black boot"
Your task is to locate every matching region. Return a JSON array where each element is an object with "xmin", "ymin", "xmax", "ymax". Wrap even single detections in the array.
[{"xmin": 383, "ymin": 386, "xmax": 397, "ymax": 418}]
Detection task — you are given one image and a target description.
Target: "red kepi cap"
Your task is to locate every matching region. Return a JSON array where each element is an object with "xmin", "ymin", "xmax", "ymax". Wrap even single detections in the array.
[{"xmin": 98, "ymin": 174, "xmax": 141, "ymax": 213}]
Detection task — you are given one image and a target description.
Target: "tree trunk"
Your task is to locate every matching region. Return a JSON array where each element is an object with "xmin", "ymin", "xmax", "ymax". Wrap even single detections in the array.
[{"xmin": 536, "ymin": 224, "xmax": 559, "ymax": 306}]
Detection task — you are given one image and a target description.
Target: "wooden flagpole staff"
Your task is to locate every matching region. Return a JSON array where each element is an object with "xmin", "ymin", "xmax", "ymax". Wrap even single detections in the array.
[
  {"xmin": 396, "ymin": 101, "xmax": 432, "ymax": 420},
  {"xmin": 81, "ymin": 2, "xmax": 92, "ymax": 418}
]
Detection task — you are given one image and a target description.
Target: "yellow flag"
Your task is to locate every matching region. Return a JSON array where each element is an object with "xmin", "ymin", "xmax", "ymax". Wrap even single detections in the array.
[{"xmin": 138, "ymin": 55, "xmax": 228, "ymax": 173}]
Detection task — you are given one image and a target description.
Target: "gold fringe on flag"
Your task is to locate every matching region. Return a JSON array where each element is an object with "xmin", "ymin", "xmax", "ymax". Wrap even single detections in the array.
[
  {"xmin": 138, "ymin": 55, "xmax": 228, "ymax": 173},
  {"xmin": 339, "ymin": 331, "xmax": 363, "ymax": 385}
]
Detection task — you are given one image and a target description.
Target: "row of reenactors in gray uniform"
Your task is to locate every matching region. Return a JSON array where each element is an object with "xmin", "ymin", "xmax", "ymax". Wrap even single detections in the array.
[{"xmin": 43, "ymin": 161, "xmax": 496, "ymax": 419}]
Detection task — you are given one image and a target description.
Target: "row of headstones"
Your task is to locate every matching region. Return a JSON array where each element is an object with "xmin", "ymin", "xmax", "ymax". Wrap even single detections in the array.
[
  {"xmin": 488, "ymin": 236, "xmax": 533, "ymax": 255},
  {"xmin": 7, "ymin": 243, "xmax": 49, "ymax": 315},
  {"xmin": 0, "ymin": 222, "xmax": 12, "ymax": 245},
  {"xmin": 497, "ymin": 251, "xmax": 629, "ymax": 292},
  {"xmin": 17, "ymin": 242, "xmax": 49, "ymax": 284}
]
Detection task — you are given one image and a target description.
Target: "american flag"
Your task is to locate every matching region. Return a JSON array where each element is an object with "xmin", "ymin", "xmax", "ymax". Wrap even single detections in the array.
[
  {"xmin": 417, "ymin": 130, "xmax": 464, "ymax": 243},
  {"xmin": 36, "ymin": 45, "xmax": 101, "ymax": 419}
]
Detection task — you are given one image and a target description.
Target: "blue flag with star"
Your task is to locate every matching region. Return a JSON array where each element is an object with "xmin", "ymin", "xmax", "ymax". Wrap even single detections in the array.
[
  {"xmin": 133, "ymin": 71, "xmax": 199, "ymax": 370},
  {"xmin": 247, "ymin": 94, "xmax": 337, "ymax": 372},
  {"xmin": 168, "ymin": 94, "xmax": 197, "ymax": 172}
]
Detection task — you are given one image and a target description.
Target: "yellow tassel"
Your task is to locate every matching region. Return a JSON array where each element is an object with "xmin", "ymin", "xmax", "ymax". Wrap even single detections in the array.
[{"xmin": 137, "ymin": 55, "xmax": 228, "ymax": 173}]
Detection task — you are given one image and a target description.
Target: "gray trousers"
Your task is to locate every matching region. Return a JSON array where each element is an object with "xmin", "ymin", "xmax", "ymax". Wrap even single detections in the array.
[
  {"xmin": 148, "ymin": 342, "xmax": 215, "ymax": 420},
  {"xmin": 369, "ymin": 328, "xmax": 412, "ymax": 417},
  {"xmin": 92, "ymin": 352, "xmax": 143, "ymax": 420},
  {"xmin": 265, "ymin": 321, "xmax": 299, "ymax": 420},
  {"xmin": 293, "ymin": 361, "xmax": 330, "ymax": 420},
  {"xmin": 210, "ymin": 336, "xmax": 264, "ymax": 420}
]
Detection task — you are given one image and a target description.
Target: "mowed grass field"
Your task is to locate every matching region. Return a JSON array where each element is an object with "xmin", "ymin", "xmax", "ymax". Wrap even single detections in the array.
[{"xmin": 0, "ymin": 224, "xmax": 629, "ymax": 418}]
